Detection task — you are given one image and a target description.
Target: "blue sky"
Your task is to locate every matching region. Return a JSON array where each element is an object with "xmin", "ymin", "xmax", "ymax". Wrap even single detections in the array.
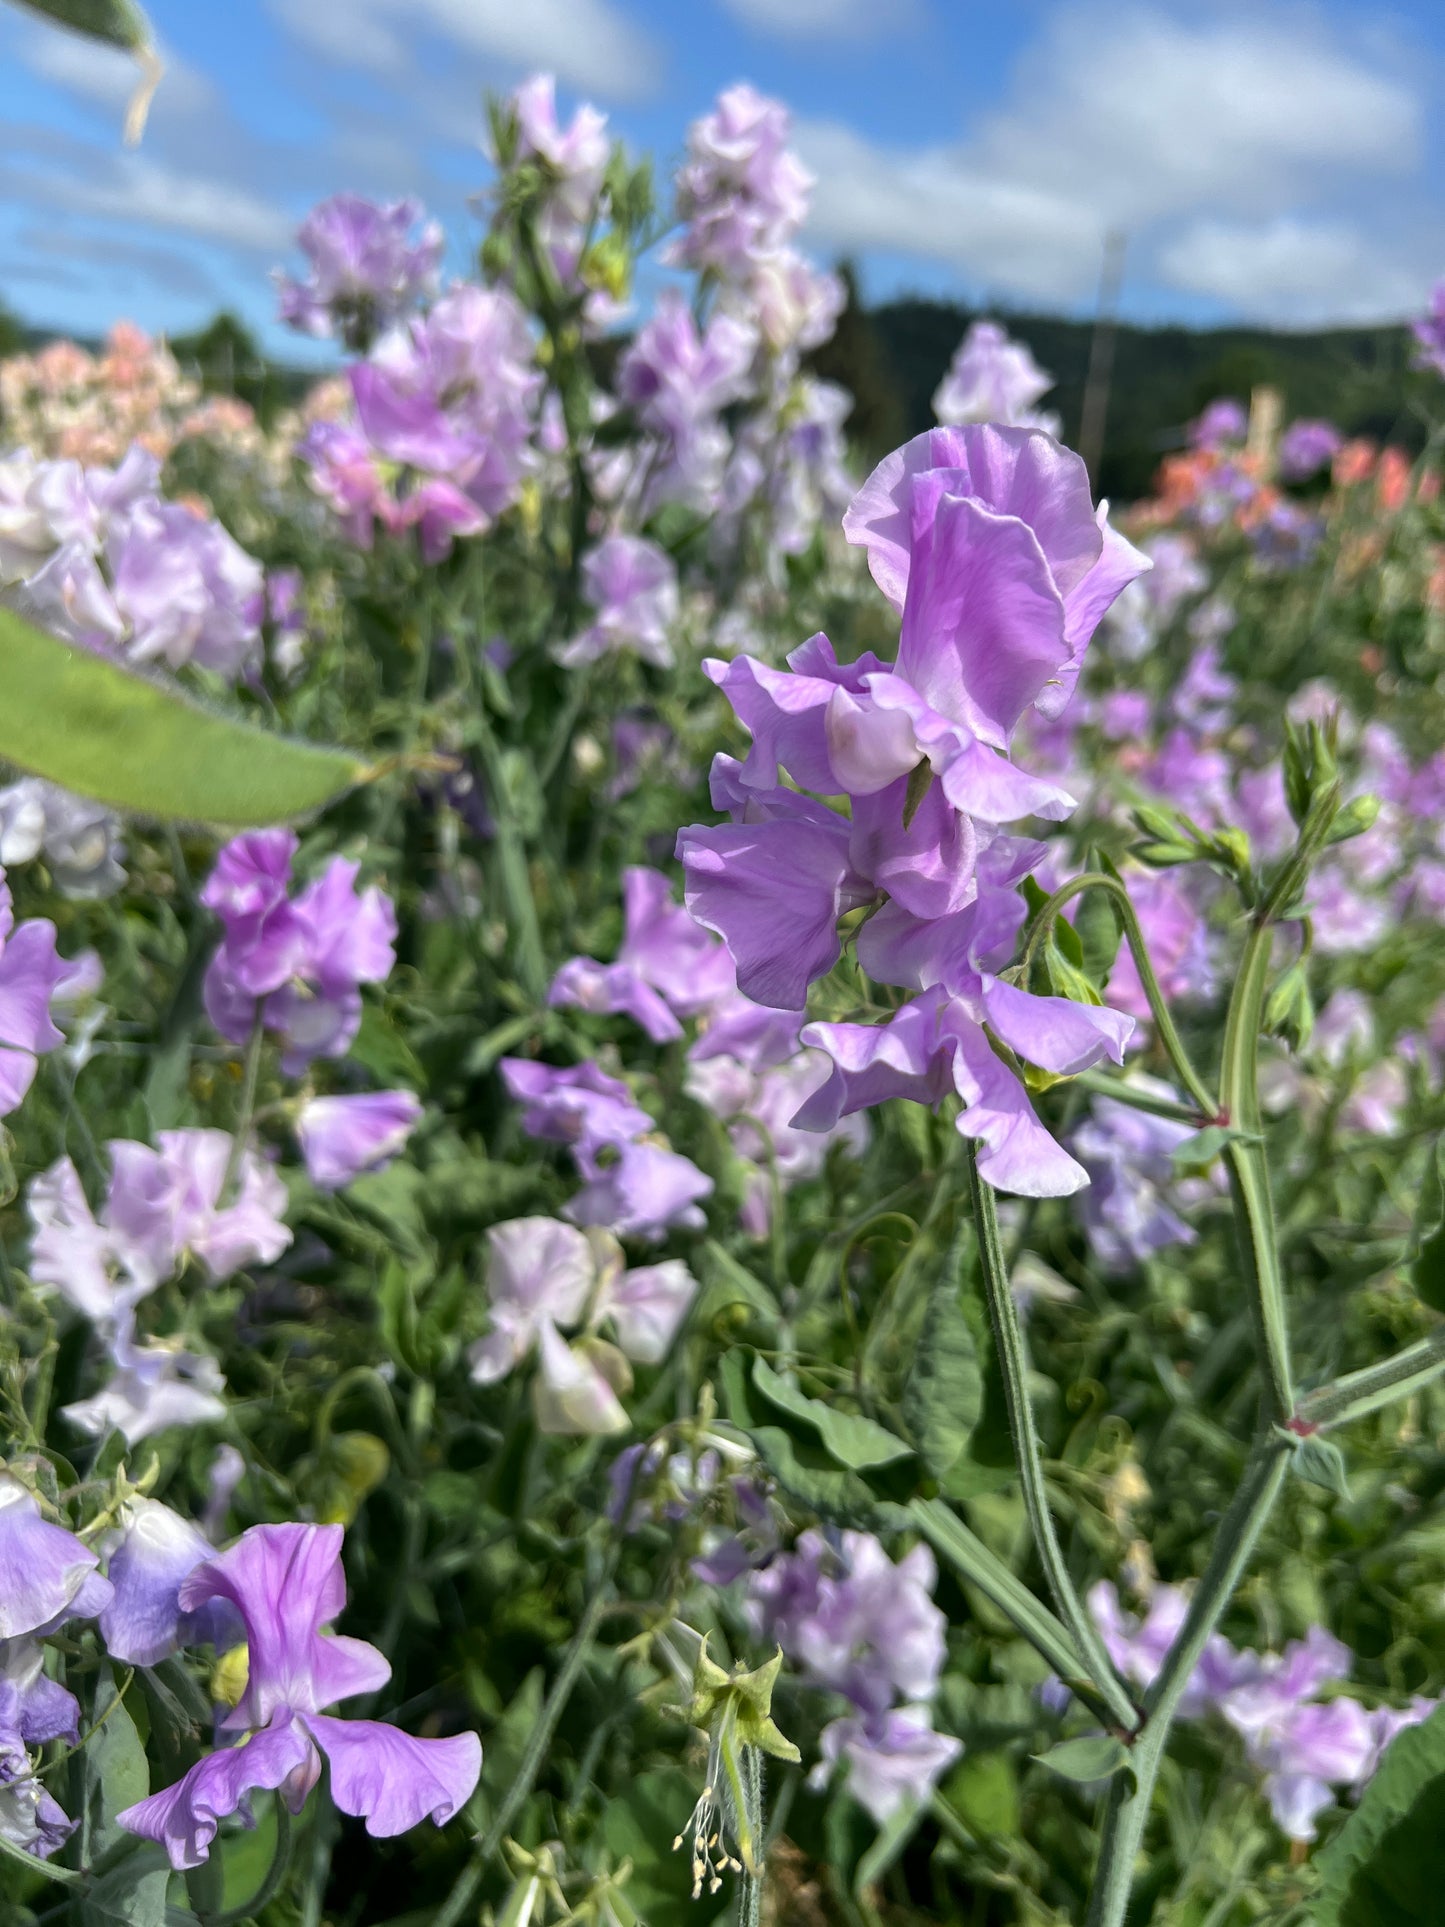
[{"xmin": 1, "ymin": 0, "xmax": 1443, "ymax": 360}]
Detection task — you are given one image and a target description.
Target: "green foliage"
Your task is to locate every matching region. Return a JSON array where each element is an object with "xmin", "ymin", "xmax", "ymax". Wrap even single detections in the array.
[
  {"xmin": 1315, "ymin": 1709, "xmax": 1445, "ymax": 1926},
  {"xmin": 0, "ymin": 604, "xmax": 367, "ymax": 824}
]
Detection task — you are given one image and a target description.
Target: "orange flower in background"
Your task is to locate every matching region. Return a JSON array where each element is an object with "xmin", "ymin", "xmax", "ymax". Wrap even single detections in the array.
[
  {"xmin": 1427, "ymin": 547, "xmax": 1445, "ymax": 613},
  {"xmin": 1376, "ymin": 447, "xmax": 1412, "ymax": 514},
  {"xmin": 1332, "ymin": 438, "xmax": 1377, "ymax": 488}
]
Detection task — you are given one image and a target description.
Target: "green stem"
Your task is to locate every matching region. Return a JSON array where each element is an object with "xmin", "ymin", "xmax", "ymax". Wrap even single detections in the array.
[
  {"xmin": 910, "ymin": 1498, "xmax": 1131, "ymax": 1732},
  {"xmin": 1299, "ymin": 1327, "xmax": 1445, "ymax": 1429},
  {"xmin": 1218, "ymin": 919, "xmax": 1293, "ymax": 1424},
  {"xmin": 966, "ymin": 1147, "xmax": 1139, "ymax": 1733},
  {"xmin": 1084, "ymin": 1438, "xmax": 1289, "ymax": 1927},
  {"xmin": 1021, "ymin": 874, "xmax": 1217, "ymax": 1118},
  {"xmin": 207, "ymin": 1803, "xmax": 293, "ymax": 1926},
  {"xmin": 432, "ymin": 1581, "xmax": 610, "ymax": 1927},
  {"xmin": 220, "ymin": 1007, "xmax": 267, "ymax": 1203},
  {"xmin": 1073, "ymin": 1069, "xmax": 1207, "ymax": 1126},
  {"xmin": 471, "ymin": 709, "xmax": 548, "ymax": 1003}
]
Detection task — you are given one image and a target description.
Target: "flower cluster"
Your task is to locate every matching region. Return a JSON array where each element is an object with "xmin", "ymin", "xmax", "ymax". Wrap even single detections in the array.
[
  {"xmin": 0, "ymin": 443, "xmax": 264, "ymax": 678},
  {"xmin": 1089, "ymin": 1582, "xmax": 1437, "ymax": 1843},
  {"xmin": 108, "ymin": 1518, "xmax": 480, "ymax": 1868},
  {"xmin": 748, "ymin": 1530, "xmax": 960, "ymax": 1821},
  {"xmin": 501, "ymin": 1056, "xmax": 713, "ymax": 1240},
  {"xmin": 0, "ymin": 866, "xmax": 69, "ymax": 1120},
  {"xmin": 301, "ymin": 280, "xmax": 540, "ymax": 561},
  {"xmin": 468, "ymin": 1216, "xmax": 696, "ymax": 1434},
  {"xmin": 276, "ymin": 194, "xmax": 443, "ymax": 349},
  {"xmin": 932, "ymin": 318, "xmax": 1058, "ymax": 432},
  {"xmin": 202, "ymin": 830, "xmax": 398, "ymax": 1072},
  {"xmin": 27, "ymin": 1129, "xmax": 291, "ymax": 1442},
  {"xmin": 678, "ymin": 425, "xmax": 1149, "ymax": 1196},
  {"xmin": 0, "ymin": 321, "xmax": 263, "ymax": 467},
  {"xmin": 547, "ymin": 865, "xmax": 865, "ymax": 1232},
  {"xmin": 0, "ymin": 1474, "xmax": 117, "ymax": 1860}
]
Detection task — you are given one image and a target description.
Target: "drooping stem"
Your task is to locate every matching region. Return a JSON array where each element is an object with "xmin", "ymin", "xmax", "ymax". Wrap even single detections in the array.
[
  {"xmin": 1084, "ymin": 1438, "xmax": 1289, "ymax": 1927},
  {"xmin": 432, "ymin": 1580, "xmax": 609, "ymax": 1927},
  {"xmin": 966, "ymin": 1146, "xmax": 1139, "ymax": 1732},
  {"xmin": 1020, "ymin": 873, "xmax": 1217, "ymax": 1119},
  {"xmin": 207, "ymin": 1804, "xmax": 293, "ymax": 1927}
]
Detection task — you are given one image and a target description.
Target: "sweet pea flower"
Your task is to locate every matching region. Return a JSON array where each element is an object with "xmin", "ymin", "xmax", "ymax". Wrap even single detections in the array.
[
  {"xmin": 99, "ymin": 1498, "xmax": 242, "ymax": 1667},
  {"xmin": 61, "ymin": 1313, "xmax": 228, "ymax": 1445},
  {"xmin": 499, "ymin": 1058, "xmax": 654, "ymax": 1175},
  {"xmin": 1278, "ymin": 418, "xmax": 1343, "ymax": 483},
  {"xmin": 0, "ymin": 1713, "xmax": 74, "ymax": 1860},
  {"xmin": 0, "ymin": 1473, "xmax": 112, "ymax": 1641},
  {"xmin": 616, "ymin": 291, "xmax": 758, "ymax": 508},
  {"xmin": 202, "ymin": 833, "xmax": 398, "ymax": 1073},
  {"xmin": 554, "ymin": 535, "xmax": 679, "ymax": 670},
  {"xmin": 668, "ymin": 83, "xmax": 813, "ymax": 279},
  {"xmin": 1071, "ymin": 1084, "xmax": 1199, "ymax": 1272},
  {"xmin": 467, "ymin": 1217, "xmax": 597, "ymax": 1386},
  {"xmin": 276, "ymin": 195, "xmax": 443, "ymax": 349},
  {"xmin": 0, "ymin": 872, "xmax": 69, "ymax": 1118},
  {"xmin": 1190, "ymin": 398, "xmax": 1247, "ymax": 449},
  {"xmin": 549, "ymin": 866, "xmax": 734, "ymax": 1042},
  {"xmin": 117, "ymin": 1524, "xmax": 482, "ymax": 1868},
  {"xmin": 565, "ymin": 1140, "xmax": 714, "ymax": 1241},
  {"xmin": 811, "ymin": 1707, "xmax": 962, "ymax": 1823},
  {"xmin": 1411, "ymin": 280, "xmax": 1445, "ymax": 379},
  {"xmin": 932, "ymin": 319, "xmax": 1055, "ymax": 429},
  {"xmin": 296, "ymin": 1091, "xmax": 423, "ymax": 1191}
]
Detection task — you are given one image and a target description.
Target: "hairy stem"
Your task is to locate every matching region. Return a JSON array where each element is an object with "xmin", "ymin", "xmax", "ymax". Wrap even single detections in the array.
[
  {"xmin": 1084, "ymin": 1438, "xmax": 1289, "ymax": 1927},
  {"xmin": 966, "ymin": 1148, "xmax": 1139, "ymax": 1732},
  {"xmin": 1299, "ymin": 1327, "xmax": 1445, "ymax": 1429}
]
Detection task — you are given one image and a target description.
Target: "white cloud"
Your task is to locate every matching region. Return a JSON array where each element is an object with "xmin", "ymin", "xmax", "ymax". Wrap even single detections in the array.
[
  {"xmin": 1158, "ymin": 217, "xmax": 1428, "ymax": 324},
  {"xmin": 794, "ymin": 2, "xmax": 1431, "ymax": 321},
  {"xmin": 5, "ymin": 147, "xmax": 291, "ymax": 254},
  {"xmin": 267, "ymin": 0, "xmax": 662, "ymax": 102},
  {"xmin": 720, "ymin": 0, "xmax": 916, "ymax": 40}
]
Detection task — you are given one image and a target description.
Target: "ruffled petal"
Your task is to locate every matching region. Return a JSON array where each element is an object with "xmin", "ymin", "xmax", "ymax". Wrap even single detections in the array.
[
  {"xmin": 117, "ymin": 1717, "xmax": 316, "ymax": 1871},
  {"xmin": 304, "ymin": 1714, "xmax": 481, "ymax": 1838}
]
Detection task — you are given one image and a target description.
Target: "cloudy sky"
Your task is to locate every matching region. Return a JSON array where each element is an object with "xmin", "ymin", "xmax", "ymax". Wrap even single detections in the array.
[{"xmin": 1, "ymin": 0, "xmax": 1441, "ymax": 357}]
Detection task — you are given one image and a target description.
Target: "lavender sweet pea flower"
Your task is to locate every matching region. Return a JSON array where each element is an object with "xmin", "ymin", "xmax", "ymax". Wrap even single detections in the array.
[
  {"xmin": 0, "ymin": 1712, "xmax": 75, "ymax": 1861},
  {"xmin": 1278, "ymin": 419, "xmax": 1343, "ymax": 483},
  {"xmin": 0, "ymin": 1474, "xmax": 112, "ymax": 1639},
  {"xmin": 104, "ymin": 1130, "xmax": 291, "ymax": 1283},
  {"xmin": 549, "ymin": 867, "xmax": 733, "ymax": 1041},
  {"xmin": 117, "ymin": 1524, "xmax": 481, "ymax": 1868},
  {"xmin": 99, "ymin": 1498, "xmax": 242, "ymax": 1667},
  {"xmin": 512, "ymin": 73, "xmax": 609, "ymax": 225},
  {"xmin": 297, "ymin": 1091, "xmax": 422, "ymax": 1191},
  {"xmin": 1249, "ymin": 1698, "xmax": 1376, "ymax": 1843},
  {"xmin": 669, "ymin": 83, "xmax": 813, "ymax": 279},
  {"xmin": 616, "ymin": 291, "xmax": 758, "ymax": 507},
  {"xmin": 0, "ymin": 1638, "xmax": 84, "ymax": 1747},
  {"xmin": 565, "ymin": 1140, "xmax": 714, "ymax": 1241},
  {"xmin": 276, "ymin": 194, "xmax": 442, "ymax": 349},
  {"xmin": 1071, "ymin": 1086, "xmax": 1198, "ymax": 1273},
  {"xmin": 932, "ymin": 319, "xmax": 1055, "ymax": 429},
  {"xmin": 500, "ymin": 1058, "xmax": 654, "ymax": 1174},
  {"xmin": 0, "ymin": 878, "xmax": 68, "ymax": 1118},
  {"xmin": 594, "ymin": 1258, "xmax": 697, "ymax": 1363},
  {"xmin": 812, "ymin": 1707, "xmax": 962, "ymax": 1823},
  {"xmin": 1190, "ymin": 398, "xmax": 1247, "ymax": 449},
  {"xmin": 467, "ymin": 1217, "xmax": 597, "ymax": 1385},
  {"xmin": 106, "ymin": 497, "xmax": 264, "ymax": 679},
  {"xmin": 62, "ymin": 1315, "xmax": 227, "ymax": 1446},
  {"xmin": 798, "ymin": 981, "xmax": 1129, "ymax": 1198},
  {"xmin": 1412, "ymin": 280, "xmax": 1445, "ymax": 378},
  {"xmin": 556, "ymin": 536, "xmax": 679, "ymax": 669},
  {"xmin": 843, "ymin": 425, "xmax": 1150, "ymax": 731}
]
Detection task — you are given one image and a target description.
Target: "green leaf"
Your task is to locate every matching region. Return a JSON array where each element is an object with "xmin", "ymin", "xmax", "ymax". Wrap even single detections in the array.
[
  {"xmin": 696, "ymin": 1241, "xmax": 779, "ymax": 1330},
  {"xmin": 0, "ymin": 605, "xmax": 366, "ymax": 826},
  {"xmin": 1290, "ymin": 1433, "xmax": 1350, "ymax": 1500},
  {"xmin": 751, "ymin": 1357, "xmax": 912, "ymax": 1471},
  {"xmin": 348, "ymin": 1005, "xmax": 424, "ymax": 1090},
  {"xmin": 1075, "ymin": 872, "xmax": 1124, "ymax": 987},
  {"xmin": 1031, "ymin": 1735, "xmax": 1131, "ymax": 1784},
  {"xmin": 902, "ymin": 1247, "xmax": 983, "ymax": 1478},
  {"xmin": 1315, "ymin": 1706, "xmax": 1445, "ymax": 1926},
  {"xmin": 854, "ymin": 1793, "xmax": 928, "ymax": 1897},
  {"xmin": 81, "ymin": 1672, "xmax": 149, "ymax": 1861},
  {"xmin": 82, "ymin": 1848, "xmax": 172, "ymax": 1927},
  {"xmin": 1169, "ymin": 1124, "xmax": 1258, "ymax": 1175},
  {"xmin": 0, "ymin": 1823, "xmax": 82, "ymax": 1886},
  {"xmin": 941, "ymin": 1749, "xmax": 1020, "ymax": 1839},
  {"xmin": 11, "ymin": 0, "xmax": 150, "ymax": 50},
  {"xmin": 719, "ymin": 1352, "xmax": 872, "ymax": 1519}
]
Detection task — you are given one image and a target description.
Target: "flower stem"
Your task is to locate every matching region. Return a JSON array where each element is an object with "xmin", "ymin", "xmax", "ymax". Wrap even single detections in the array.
[
  {"xmin": 471, "ymin": 708, "xmax": 548, "ymax": 1003},
  {"xmin": 207, "ymin": 1803, "xmax": 293, "ymax": 1927},
  {"xmin": 1298, "ymin": 1327, "xmax": 1445, "ymax": 1429},
  {"xmin": 1020, "ymin": 873, "xmax": 1217, "ymax": 1118},
  {"xmin": 1218, "ymin": 917, "xmax": 1293, "ymax": 1425},
  {"xmin": 965, "ymin": 1146, "xmax": 1139, "ymax": 1732},
  {"xmin": 1083, "ymin": 1437, "xmax": 1289, "ymax": 1927}
]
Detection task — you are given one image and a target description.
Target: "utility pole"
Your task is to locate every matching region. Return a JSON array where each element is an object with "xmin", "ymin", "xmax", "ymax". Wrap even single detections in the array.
[{"xmin": 1078, "ymin": 229, "xmax": 1126, "ymax": 486}]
